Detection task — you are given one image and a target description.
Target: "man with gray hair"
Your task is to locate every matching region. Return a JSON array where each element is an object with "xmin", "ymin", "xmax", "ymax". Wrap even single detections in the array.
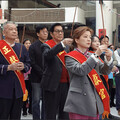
[{"xmin": 0, "ymin": 21, "xmax": 30, "ymax": 119}]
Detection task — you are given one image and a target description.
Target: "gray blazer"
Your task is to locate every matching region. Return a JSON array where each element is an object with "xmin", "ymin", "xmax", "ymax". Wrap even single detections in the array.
[{"xmin": 64, "ymin": 52, "xmax": 113, "ymax": 117}]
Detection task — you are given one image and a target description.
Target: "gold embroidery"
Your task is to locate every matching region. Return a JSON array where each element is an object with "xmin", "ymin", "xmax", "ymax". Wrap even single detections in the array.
[
  {"xmin": 92, "ymin": 74, "xmax": 101, "ymax": 85},
  {"xmin": 2, "ymin": 46, "xmax": 11, "ymax": 55},
  {"xmin": 9, "ymin": 56, "xmax": 18, "ymax": 63},
  {"xmin": 99, "ymin": 89, "xmax": 106, "ymax": 100},
  {"xmin": 59, "ymin": 51, "xmax": 64, "ymax": 56}
]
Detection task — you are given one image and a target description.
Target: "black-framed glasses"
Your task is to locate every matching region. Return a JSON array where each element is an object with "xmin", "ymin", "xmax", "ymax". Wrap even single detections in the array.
[{"xmin": 54, "ymin": 30, "xmax": 64, "ymax": 34}]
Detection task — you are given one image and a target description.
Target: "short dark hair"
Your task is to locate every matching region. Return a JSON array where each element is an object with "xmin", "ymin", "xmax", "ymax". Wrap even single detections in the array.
[
  {"xmin": 36, "ymin": 25, "xmax": 48, "ymax": 33},
  {"xmin": 99, "ymin": 35, "xmax": 109, "ymax": 43},
  {"xmin": 23, "ymin": 38, "xmax": 31, "ymax": 44},
  {"xmin": 50, "ymin": 23, "xmax": 63, "ymax": 33},
  {"xmin": 91, "ymin": 35, "xmax": 99, "ymax": 42}
]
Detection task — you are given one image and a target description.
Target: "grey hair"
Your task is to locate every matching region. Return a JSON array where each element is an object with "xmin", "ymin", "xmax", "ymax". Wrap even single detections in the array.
[{"xmin": 3, "ymin": 21, "xmax": 17, "ymax": 30}]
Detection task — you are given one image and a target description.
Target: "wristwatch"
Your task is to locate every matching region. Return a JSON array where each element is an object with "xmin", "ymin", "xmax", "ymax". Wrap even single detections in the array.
[{"xmin": 94, "ymin": 53, "xmax": 99, "ymax": 58}]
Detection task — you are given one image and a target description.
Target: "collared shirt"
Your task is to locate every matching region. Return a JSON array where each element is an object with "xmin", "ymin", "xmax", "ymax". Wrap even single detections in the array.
[
  {"xmin": 4, "ymin": 40, "xmax": 15, "ymax": 47},
  {"xmin": 76, "ymin": 48, "xmax": 89, "ymax": 58}
]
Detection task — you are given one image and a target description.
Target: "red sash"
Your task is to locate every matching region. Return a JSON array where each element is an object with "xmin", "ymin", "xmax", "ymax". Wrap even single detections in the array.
[
  {"xmin": 66, "ymin": 51, "xmax": 110, "ymax": 113},
  {"xmin": 0, "ymin": 40, "xmax": 26, "ymax": 95},
  {"xmin": 89, "ymin": 51, "xmax": 109, "ymax": 89},
  {"xmin": 45, "ymin": 39, "xmax": 66, "ymax": 67}
]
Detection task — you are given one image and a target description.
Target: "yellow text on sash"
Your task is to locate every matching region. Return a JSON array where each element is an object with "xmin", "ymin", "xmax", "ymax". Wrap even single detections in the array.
[
  {"xmin": 2, "ymin": 46, "xmax": 11, "ymax": 55},
  {"xmin": 59, "ymin": 51, "xmax": 65, "ymax": 56},
  {"xmin": 92, "ymin": 74, "xmax": 102, "ymax": 86},
  {"xmin": 99, "ymin": 89, "xmax": 106, "ymax": 100},
  {"xmin": 9, "ymin": 55, "xmax": 19, "ymax": 63}
]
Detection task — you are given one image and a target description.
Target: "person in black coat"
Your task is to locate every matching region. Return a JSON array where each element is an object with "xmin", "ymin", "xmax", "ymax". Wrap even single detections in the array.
[
  {"xmin": 29, "ymin": 25, "xmax": 48, "ymax": 120},
  {"xmin": 41, "ymin": 23, "xmax": 73, "ymax": 119}
]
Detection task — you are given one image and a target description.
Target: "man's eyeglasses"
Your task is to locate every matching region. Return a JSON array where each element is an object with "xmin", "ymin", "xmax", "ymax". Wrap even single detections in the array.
[{"xmin": 54, "ymin": 30, "xmax": 64, "ymax": 34}]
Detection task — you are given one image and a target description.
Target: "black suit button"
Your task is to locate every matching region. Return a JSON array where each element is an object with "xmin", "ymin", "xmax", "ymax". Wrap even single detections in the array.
[{"xmin": 83, "ymin": 93, "xmax": 87, "ymax": 96}]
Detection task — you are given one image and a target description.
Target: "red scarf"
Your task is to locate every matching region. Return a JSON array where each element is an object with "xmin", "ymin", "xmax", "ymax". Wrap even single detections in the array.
[{"xmin": 66, "ymin": 50, "xmax": 110, "ymax": 115}]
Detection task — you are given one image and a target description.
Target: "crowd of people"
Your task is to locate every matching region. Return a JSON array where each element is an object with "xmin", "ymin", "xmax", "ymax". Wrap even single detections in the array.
[{"xmin": 0, "ymin": 21, "xmax": 120, "ymax": 120}]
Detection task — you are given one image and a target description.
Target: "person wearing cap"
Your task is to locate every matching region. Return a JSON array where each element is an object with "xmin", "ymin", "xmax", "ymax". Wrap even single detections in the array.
[
  {"xmin": 41, "ymin": 23, "xmax": 73, "ymax": 119},
  {"xmin": 29, "ymin": 25, "xmax": 48, "ymax": 120}
]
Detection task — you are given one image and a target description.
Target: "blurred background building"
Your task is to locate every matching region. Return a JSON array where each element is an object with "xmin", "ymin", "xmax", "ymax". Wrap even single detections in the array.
[{"xmin": 0, "ymin": 0, "xmax": 119, "ymax": 45}]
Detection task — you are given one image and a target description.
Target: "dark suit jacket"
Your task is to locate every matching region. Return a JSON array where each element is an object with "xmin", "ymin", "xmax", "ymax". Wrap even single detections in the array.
[
  {"xmin": 41, "ymin": 42, "xmax": 67, "ymax": 91},
  {"xmin": 0, "ymin": 43, "xmax": 30, "ymax": 99},
  {"xmin": 29, "ymin": 40, "xmax": 43, "ymax": 83}
]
